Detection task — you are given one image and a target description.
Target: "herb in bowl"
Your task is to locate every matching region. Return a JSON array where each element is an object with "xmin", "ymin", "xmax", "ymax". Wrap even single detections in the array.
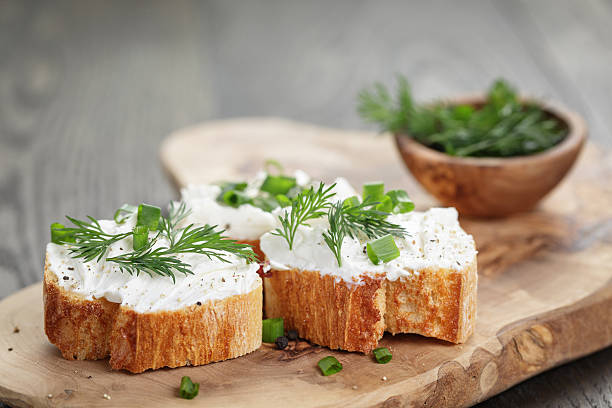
[{"xmin": 358, "ymin": 77, "xmax": 568, "ymax": 158}]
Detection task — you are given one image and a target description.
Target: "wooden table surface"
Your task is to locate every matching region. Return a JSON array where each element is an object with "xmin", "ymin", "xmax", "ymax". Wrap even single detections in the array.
[{"xmin": 0, "ymin": 1, "xmax": 610, "ymax": 407}]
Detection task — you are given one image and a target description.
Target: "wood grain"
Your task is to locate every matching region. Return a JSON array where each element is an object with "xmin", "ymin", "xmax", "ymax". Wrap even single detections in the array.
[
  {"xmin": 1, "ymin": 1, "xmax": 611, "ymax": 406},
  {"xmin": 2, "ymin": 119, "xmax": 611, "ymax": 407}
]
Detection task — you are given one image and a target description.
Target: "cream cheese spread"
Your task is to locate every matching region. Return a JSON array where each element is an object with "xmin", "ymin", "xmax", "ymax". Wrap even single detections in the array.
[
  {"xmin": 259, "ymin": 207, "xmax": 477, "ymax": 284},
  {"xmin": 46, "ymin": 216, "xmax": 261, "ymax": 313},
  {"xmin": 180, "ymin": 171, "xmax": 357, "ymax": 241}
]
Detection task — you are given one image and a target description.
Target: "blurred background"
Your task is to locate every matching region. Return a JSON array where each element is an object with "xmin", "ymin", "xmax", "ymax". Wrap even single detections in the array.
[{"xmin": 0, "ymin": 1, "xmax": 610, "ymax": 406}]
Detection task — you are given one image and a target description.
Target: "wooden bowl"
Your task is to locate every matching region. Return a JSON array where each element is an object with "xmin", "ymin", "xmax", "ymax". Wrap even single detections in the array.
[{"xmin": 394, "ymin": 96, "xmax": 587, "ymax": 217}]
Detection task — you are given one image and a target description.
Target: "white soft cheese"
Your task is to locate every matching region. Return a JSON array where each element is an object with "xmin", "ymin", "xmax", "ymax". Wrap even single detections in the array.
[
  {"xmin": 180, "ymin": 171, "xmax": 357, "ymax": 241},
  {"xmin": 46, "ymin": 216, "xmax": 261, "ymax": 313},
  {"xmin": 260, "ymin": 207, "xmax": 477, "ymax": 284}
]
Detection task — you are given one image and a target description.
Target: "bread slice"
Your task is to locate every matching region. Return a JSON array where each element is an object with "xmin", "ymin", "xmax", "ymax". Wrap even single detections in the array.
[
  {"xmin": 261, "ymin": 208, "xmax": 478, "ymax": 353},
  {"xmin": 263, "ymin": 261, "xmax": 476, "ymax": 353},
  {"xmin": 44, "ymin": 256, "xmax": 262, "ymax": 373}
]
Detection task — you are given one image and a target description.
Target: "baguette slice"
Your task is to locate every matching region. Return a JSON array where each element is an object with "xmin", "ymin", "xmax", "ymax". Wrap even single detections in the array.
[
  {"xmin": 44, "ymin": 260, "xmax": 262, "ymax": 373},
  {"xmin": 264, "ymin": 261, "xmax": 476, "ymax": 353},
  {"xmin": 43, "ymin": 213, "xmax": 263, "ymax": 373},
  {"xmin": 261, "ymin": 207, "xmax": 477, "ymax": 353}
]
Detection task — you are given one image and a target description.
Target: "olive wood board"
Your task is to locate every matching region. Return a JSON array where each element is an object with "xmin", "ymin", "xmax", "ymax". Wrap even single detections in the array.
[{"xmin": 1, "ymin": 118, "xmax": 611, "ymax": 408}]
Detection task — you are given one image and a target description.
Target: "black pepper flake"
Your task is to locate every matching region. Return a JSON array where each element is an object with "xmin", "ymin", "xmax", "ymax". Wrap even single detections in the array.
[
  {"xmin": 87, "ymin": 375, "xmax": 92, "ymax": 379},
  {"xmin": 13, "ymin": 327, "xmax": 19, "ymax": 334},
  {"xmin": 287, "ymin": 329, "xmax": 299, "ymax": 341},
  {"xmin": 224, "ymin": 224, "xmax": 230, "ymax": 230},
  {"xmin": 196, "ymin": 301, "xmax": 202, "ymax": 306},
  {"xmin": 275, "ymin": 336, "xmax": 289, "ymax": 350},
  {"xmin": 363, "ymin": 246, "xmax": 367, "ymax": 254},
  {"xmin": 63, "ymin": 276, "xmax": 70, "ymax": 280},
  {"xmin": 67, "ymin": 267, "xmax": 74, "ymax": 271},
  {"xmin": 8, "ymin": 348, "xmax": 13, "ymax": 351}
]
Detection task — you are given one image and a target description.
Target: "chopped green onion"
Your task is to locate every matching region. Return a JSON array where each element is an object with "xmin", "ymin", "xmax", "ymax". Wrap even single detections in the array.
[
  {"xmin": 318, "ymin": 356, "xmax": 343, "ymax": 376},
  {"xmin": 260, "ymin": 175, "xmax": 297, "ymax": 195},
  {"xmin": 264, "ymin": 159, "xmax": 284, "ymax": 174},
  {"xmin": 50, "ymin": 223, "xmax": 75, "ymax": 244},
  {"xmin": 262, "ymin": 318, "xmax": 284, "ymax": 343},
  {"xmin": 366, "ymin": 234, "xmax": 400, "ymax": 265},
  {"xmin": 372, "ymin": 347, "xmax": 392, "ymax": 364},
  {"xmin": 386, "ymin": 190, "xmax": 415, "ymax": 214},
  {"xmin": 376, "ymin": 195, "xmax": 393, "ymax": 213},
  {"xmin": 275, "ymin": 194, "xmax": 292, "ymax": 208},
  {"xmin": 179, "ymin": 376, "xmax": 199, "ymax": 399},
  {"xmin": 363, "ymin": 182, "xmax": 385, "ymax": 202},
  {"xmin": 136, "ymin": 204, "xmax": 161, "ymax": 230},
  {"xmin": 114, "ymin": 204, "xmax": 137, "ymax": 224},
  {"xmin": 132, "ymin": 225, "xmax": 149, "ymax": 251},
  {"xmin": 343, "ymin": 196, "xmax": 360, "ymax": 208},
  {"xmin": 222, "ymin": 190, "xmax": 252, "ymax": 208}
]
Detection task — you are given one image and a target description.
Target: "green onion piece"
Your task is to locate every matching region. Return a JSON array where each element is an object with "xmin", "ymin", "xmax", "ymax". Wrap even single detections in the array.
[
  {"xmin": 363, "ymin": 182, "xmax": 385, "ymax": 202},
  {"xmin": 222, "ymin": 190, "xmax": 252, "ymax": 208},
  {"xmin": 376, "ymin": 195, "xmax": 393, "ymax": 213},
  {"xmin": 366, "ymin": 234, "xmax": 400, "ymax": 265},
  {"xmin": 136, "ymin": 204, "xmax": 161, "ymax": 230},
  {"xmin": 114, "ymin": 204, "xmax": 137, "ymax": 224},
  {"xmin": 217, "ymin": 181, "xmax": 248, "ymax": 192},
  {"xmin": 372, "ymin": 347, "xmax": 392, "ymax": 364},
  {"xmin": 252, "ymin": 195, "xmax": 279, "ymax": 212},
  {"xmin": 343, "ymin": 196, "xmax": 360, "ymax": 208},
  {"xmin": 132, "ymin": 225, "xmax": 149, "ymax": 251},
  {"xmin": 179, "ymin": 376, "xmax": 199, "ymax": 399},
  {"xmin": 276, "ymin": 194, "xmax": 292, "ymax": 208},
  {"xmin": 318, "ymin": 356, "xmax": 343, "ymax": 376},
  {"xmin": 262, "ymin": 317, "xmax": 284, "ymax": 343},
  {"xmin": 260, "ymin": 175, "xmax": 297, "ymax": 195},
  {"xmin": 50, "ymin": 222, "xmax": 76, "ymax": 244},
  {"xmin": 264, "ymin": 159, "xmax": 284, "ymax": 174},
  {"xmin": 386, "ymin": 190, "xmax": 415, "ymax": 214}
]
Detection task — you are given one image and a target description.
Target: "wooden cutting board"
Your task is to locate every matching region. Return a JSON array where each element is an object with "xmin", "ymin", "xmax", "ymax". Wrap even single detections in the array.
[{"xmin": 1, "ymin": 118, "xmax": 611, "ymax": 408}]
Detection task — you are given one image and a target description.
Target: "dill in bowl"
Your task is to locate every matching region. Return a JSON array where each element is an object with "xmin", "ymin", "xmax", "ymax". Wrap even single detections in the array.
[{"xmin": 358, "ymin": 77, "xmax": 568, "ymax": 158}]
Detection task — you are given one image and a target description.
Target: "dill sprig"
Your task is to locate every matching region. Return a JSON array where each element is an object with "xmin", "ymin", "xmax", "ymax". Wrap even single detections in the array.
[
  {"xmin": 168, "ymin": 224, "xmax": 257, "ymax": 263},
  {"xmin": 342, "ymin": 201, "xmax": 406, "ymax": 240},
  {"xmin": 322, "ymin": 201, "xmax": 346, "ymax": 267},
  {"xmin": 106, "ymin": 224, "xmax": 256, "ymax": 282},
  {"xmin": 107, "ymin": 244, "xmax": 192, "ymax": 283},
  {"xmin": 160, "ymin": 201, "xmax": 191, "ymax": 246},
  {"xmin": 271, "ymin": 182, "xmax": 336, "ymax": 250},
  {"xmin": 358, "ymin": 76, "xmax": 567, "ymax": 157},
  {"xmin": 322, "ymin": 200, "xmax": 406, "ymax": 267},
  {"xmin": 60, "ymin": 216, "xmax": 131, "ymax": 262},
  {"xmin": 55, "ymin": 202, "xmax": 256, "ymax": 281}
]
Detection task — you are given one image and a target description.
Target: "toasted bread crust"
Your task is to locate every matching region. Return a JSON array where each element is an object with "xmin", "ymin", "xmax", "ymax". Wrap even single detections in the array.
[
  {"xmin": 264, "ymin": 261, "xmax": 477, "ymax": 352},
  {"xmin": 44, "ymin": 260, "xmax": 262, "ymax": 373},
  {"xmin": 265, "ymin": 269, "xmax": 386, "ymax": 353},
  {"xmin": 384, "ymin": 261, "xmax": 477, "ymax": 343}
]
